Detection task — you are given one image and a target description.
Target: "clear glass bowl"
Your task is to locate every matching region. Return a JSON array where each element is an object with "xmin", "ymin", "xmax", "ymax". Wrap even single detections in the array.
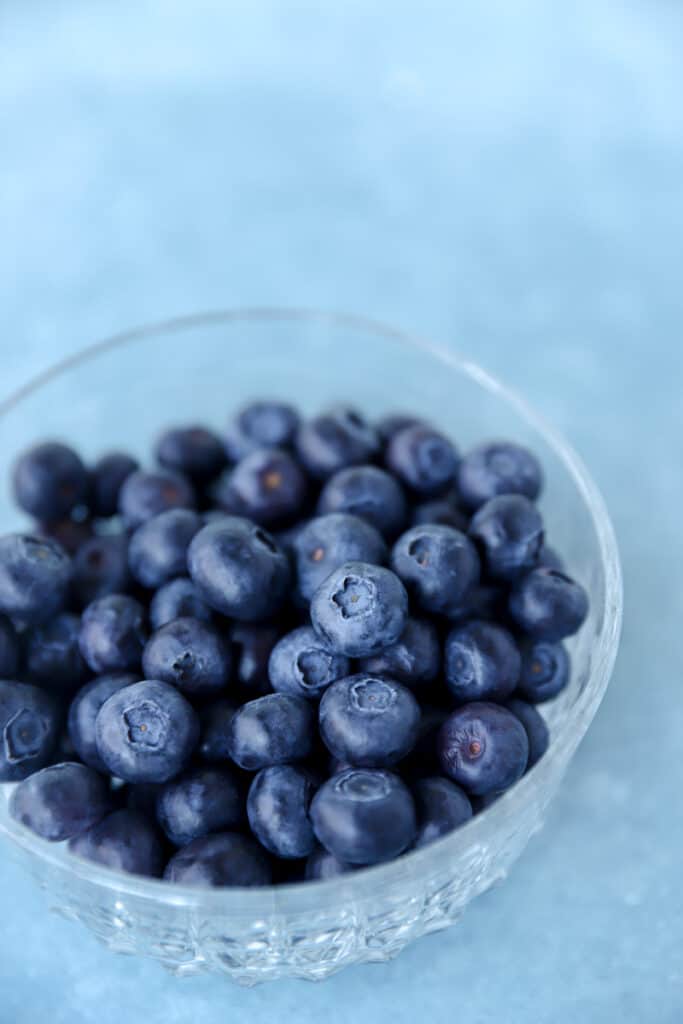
[{"xmin": 0, "ymin": 310, "xmax": 622, "ymax": 984}]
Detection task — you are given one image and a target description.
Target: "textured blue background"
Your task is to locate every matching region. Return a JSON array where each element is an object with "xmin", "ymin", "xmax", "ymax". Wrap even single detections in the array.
[{"xmin": 1, "ymin": 2, "xmax": 682, "ymax": 1021}]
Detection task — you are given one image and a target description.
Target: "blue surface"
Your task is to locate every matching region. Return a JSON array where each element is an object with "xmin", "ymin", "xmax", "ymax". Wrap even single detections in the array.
[{"xmin": 1, "ymin": 1, "xmax": 682, "ymax": 1020}]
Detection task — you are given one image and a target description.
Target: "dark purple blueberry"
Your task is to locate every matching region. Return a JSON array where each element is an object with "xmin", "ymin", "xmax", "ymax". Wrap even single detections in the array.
[
  {"xmin": 155, "ymin": 425, "xmax": 226, "ymax": 483},
  {"xmin": 125, "ymin": 782, "xmax": 163, "ymax": 816},
  {"xmin": 231, "ymin": 622, "xmax": 281, "ymax": 698},
  {"xmin": 142, "ymin": 617, "xmax": 231, "ymax": 696},
  {"xmin": 225, "ymin": 400, "xmax": 300, "ymax": 461},
  {"xmin": 187, "ymin": 517, "xmax": 290, "ymax": 621},
  {"xmin": 390, "ymin": 524, "xmax": 480, "ymax": 618},
  {"xmin": 67, "ymin": 673, "xmax": 137, "ymax": 772},
  {"xmin": 359, "ymin": 617, "xmax": 440, "ymax": 690},
  {"xmin": 12, "ymin": 441, "xmax": 88, "ymax": 523},
  {"xmin": 310, "ymin": 768, "xmax": 416, "ymax": 865},
  {"xmin": 517, "ymin": 640, "xmax": 570, "ymax": 702},
  {"xmin": 71, "ymin": 534, "xmax": 131, "ymax": 607},
  {"xmin": 466, "ymin": 584, "xmax": 509, "ymax": 622},
  {"xmin": 319, "ymin": 675, "xmax": 420, "ymax": 768},
  {"xmin": 376, "ymin": 413, "xmax": 424, "ymax": 445},
  {"xmin": 39, "ymin": 517, "xmax": 93, "ymax": 556},
  {"xmin": 149, "ymin": 578, "xmax": 212, "ymax": 631},
  {"xmin": 79, "ymin": 594, "xmax": 147, "ymax": 674},
  {"xmin": 164, "ymin": 832, "xmax": 272, "ymax": 887},
  {"xmin": 197, "ymin": 699, "xmax": 235, "ymax": 763},
  {"xmin": 385, "ymin": 424, "xmax": 459, "ymax": 496},
  {"xmin": 10, "ymin": 762, "xmax": 112, "ymax": 840},
  {"xmin": 468, "ymin": 494, "xmax": 544, "ymax": 580},
  {"xmin": 227, "ymin": 693, "xmax": 314, "ymax": 770},
  {"xmin": 156, "ymin": 766, "xmax": 243, "ymax": 846},
  {"xmin": 457, "ymin": 441, "xmax": 543, "ymax": 510},
  {"xmin": 505, "ymin": 697, "xmax": 549, "ymax": 768},
  {"xmin": 0, "ymin": 534, "xmax": 71, "ymax": 625},
  {"xmin": 90, "ymin": 452, "xmax": 140, "ymax": 518},
  {"xmin": 212, "ymin": 448, "xmax": 308, "ymax": 528},
  {"xmin": 24, "ymin": 612, "xmax": 88, "ymax": 692},
  {"xmin": 128, "ymin": 509, "xmax": 202, "ymax": 589},
  {"xmin": 304, "ymin": 846, "xmax": 355, "ymax": 880},
  {"xmin": 310, "ymin": 561, "xmax": 408, "ymax": 658},
  {"xmin": 268, "ymin": 626, "xmax": 350, "ymax": 701},
  {"xmin": 118, "ymin": 469, "xmax": 196, "ymax": 530},
  {"xmin": 292, "ymin": 513, "xmax": 387, "ymax": 603},
  {"xmin": 247, "ymin": 765, "xmax": 316, "ymax": 859},
  {"xmin": 68, "ymin": 808, "xmax": 165, "ymax": 877},
  {"xmin": 412, "ymin": 776, "xmax": 473, "ymax": 848},
  {"xmin": 411, "ymin": 495, "xmax": 469, "ymax": 531},
  {"xmin": 0, "ymin": 679, "xmax": 60, "ymax": 781},
  {"xmin": 437, "ymin": 702, "xmax": 529, "ymax": 796},
  {"xmin": 317, "ymin": 465, "xmax": 407, "ymax": 539},
  {"xmin": 444, "ymin": 620, "xmax": 520, "ymax": 703},
  {"xmin": 295, "ymin": 406, "xmax": 380, "ymax": 480},
  {"xmin": 95, "ymin": 679, "xmax": 199, "ymax": 783},
  {"xmin": 0, "ymin": 615, "xmax": 21, "ymax": 677},
  {"xmin": 509, "ymin": 568, "xmax": 589, "ymax": 641}
]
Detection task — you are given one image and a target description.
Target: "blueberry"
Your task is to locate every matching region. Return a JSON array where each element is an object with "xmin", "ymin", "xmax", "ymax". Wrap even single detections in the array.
[
  {"xmin": 376, "ymin": 413, "xmax": 424, "ymax": 445},
  {"xmin": 156, "ymin": 766, "xmax": 243, "ymax": 846},
  {"xmin": 155, "ymin": 424, "xmax": 226, "ymax": 483},
  {"xmin": 505, "ymin": 697, "xmax": 549, "ymax": 768},
  {"xmin": 317, "ymin": 465, "xmax": 407, "ymax": 539},
  {"xmin": 390, "ymin": 524, "xmax": 480, "ymax": 618},
  {"xmin": 197, "ymin": 698, "xmax": 236, "ymax": 762},
  {"xmin": 385, "ymin": 424, "xmax": 459, "ymax": 496},
  {"xmin": 0, "ymin": 615, "xmax": 21, "ymax": 677},
  {"xmin": 79, "ymin": 594, "xmax": 147, "ymax": 674},
  {"xmin": 319, "ymin": 674, "xmax": 420, "ymax": 767},
  {"xmin": 444, "ymin": 620, "xmax": 521, "ymax": 703},
  {"xmin": 10, "ymin": 762, "xmax": 112, "ymax": 840},
  {"xmin": 310, "ymin": 768, "xmax": 416, "ymax": 865},
  {"xmin": 71, "ymin": 534, "xmax": 131, "ymax": 607},
  {"xmin": 142, "ymin": 617, "xmax": 231, "ymax": 696},
  {"xmin": 466, "ymin": 584, "xmax": 509, "ymax": 622},
  {"xmin": 268, "ymin": 626, "xmax": 350, "ymax": 701},
  {"xmin": 212, "ymin": 448, "xmax": 308, "ymax": 527},
  {"xmin": 509, "ymin": 568, "xmax": 589, "ymax": 640},
  {"xmin": 225, "ymin": 400, "xmax": 300, "ymax": 461},
  {"xmin": 537, "ymin": 545, "xmax": 565, "ymax": 572},
  {"xmin": 12, "ymin": 441, "xmax": 88, "ymax": 523},
  {"xmin": 227, "ymin": 693, "xmax": 314, "ymax": 770},
  {"xmin": 231, "ymin": 622, "xmax": 281, "ymax": 698},
  {"xmin": 295, "ymin": 406, "xmax": 380, "ymax": 479},
  {"xmin": 118, "ymin": 469, "xmax": 196, "ymax": 529},
  {"xmin": 24, "ymin": 612, "xmax": 88, "ymax": 692},
  {"xmin": 68, "ymin": 808, "xmax": 165, "ymax": 877},
  {"xmin": 411, "ymin": 496, "xmax": 469, "ymax": 531},
  {"xmin": 304, "ymin": 846, "xmax": 355, "ymax": 880},
  {"xmin": 247, "ymin": 765, "xmax": 316, "ymax": 859},
  {"xmin": 468, "ymin": 494, "xmax": 544, "ymax": 580},
  {"xmin": 149, "ymin": 577, "xmax": 213, "ymax": 630},
  {"xmin": 311, "ymin": 561, "xmax": 408, "ymax": 658},
  {"xmin": 39, "ymin": 517, "xmax": 93, "ymax": 556},
  {"xmin": 0, "ymin": 534, "xmax": 71, "ymax": 625},
  {"xmin": 164, "ymin": 832, "xmax": 272, "ymax": 887},
  {"xmin": 457, "ymin": 441, "xmax": 543, "ymax": 510},
  {"xmin": 517, "ymin": 639, "xmax": 570, "ymax": 702},
  {"xmin": 292, "ymin": 513, "xmax": 387, "ymax": 603},
  {"xmin": 128, "ymin": 509, "xmax": 202, "ymax": 589},
  {"xmin": 0, "ymin": 679, "xmax": 60, "ymax": 781},
  {"xmin": 412, "ymin": 777, "xmax": 473, "ymax": 848},
  {"xmin": 67, "ymin": 673, "xmax": 138, "ymax": 772},
  {"xmin": 437, "ymin": 702, "xmax": 529, "ymax": 796},
  {"xmin": 359, "ymin": 617, "xmax": 440, "ymax": 689},
  {"xmin": 187, "ymin": 517, "xmax": 290, "ymax": 621},
  {"xmin": 90, "ymin": 452, "xmax": 140, "ymax": 518},
  {"xmin": 95, "ymin": 679, "xmax": 199, "ymax": 783}
]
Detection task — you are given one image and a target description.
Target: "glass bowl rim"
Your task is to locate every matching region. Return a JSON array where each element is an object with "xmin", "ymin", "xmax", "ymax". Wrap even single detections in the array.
[{"xmin": 0, "ymin": 308, "xmax": 623, "ymax": 912}]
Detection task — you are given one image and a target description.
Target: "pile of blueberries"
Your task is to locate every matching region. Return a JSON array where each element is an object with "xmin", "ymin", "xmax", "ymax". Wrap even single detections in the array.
[{"xmin": 0, "ymin": 402, "xmax": 588, "ymax": 887}]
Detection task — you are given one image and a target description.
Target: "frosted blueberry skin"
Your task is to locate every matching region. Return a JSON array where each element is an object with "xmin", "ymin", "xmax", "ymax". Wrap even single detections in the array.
[
  {"xmin": 310, "ymin": 561, "xmax": 408, "ymax": 659},
  {"xmin": 89, "ymin": 452, "xmax": 140, "ymax": 518},
  {"xmin": 268, "ymin": 626, "xmax": 350, "ymax": 701},
  {"xmin": 9, "ymin": 762, "xmax": 112, "ymax": 841},
  {"xmin": 68, "ymin": 808, "xmax": 166, "ymax": 878},
  {"xmin": 0, "ymin": 615, "xmax": 21, "ymax": 677},
  {"xmin": 385, "ymin": 424, "xmax": 459, "ymax": 497},
  {"xmin": 149, "ymin": 577, "xmax": 213, "ymax": 630},
  {"xmin": 155, "ymin": 424, "xmax": 226, "ymax": 484},
  {"xmin": 0, "ymin": 534, "xmax": 71, "ymax": 626},
  {"xmin": 505, "ymin": 697, "xmax": 550, "ymax": 769},
  {"xmin": 118, "ymin": 469, "xmax": 196, "ymax": 530},
  {"xmin": 67, "ymin": 673, "xmax": 137, "ymax": 773},
  {"xmin": 412, "ymin": 776, "xmax": 473, "ymax": 849},
  {"xmin": 457, "ymin": 441, "xmax": 543, "ymax": 510},
  {"xmin": 304, "ymin": 846, "xmax": 356, "ymax": 881},
  {"xmin": 517, "ymin": 640, "xmax": 570, "ymax": 702},
  {"xmin": 164, "ymin": 832, "xmax": 273, "ymax": 887},
  {"xmin": 292, "ymin": 513, "xmax": 387, "ymax": 604},
  {"xmin": 318, "ymin": 675, "xmax": 421, "ymax": 768},
  {"xmin": 142, "ymin": 617, "xmax": 231, "ymax": 696},
  {"xmin": 247, "ymin": 765, "xmax": 317, "ymax": 859},
  {"xmin": 227, "ymin": 693, "xmax": 314, "ymax": 771},
  {"xmin": 310, "ymin": 768, "xmax": 417, "ymax": 865},
  {"xmin": 78, "ymin": 594, "xmax": 147, "ymax": 674},
  {"xmin": 390, "ymin": 524, "xmax": 480, "ymax": 618},
  {"xmin": 12, "ymin": 441, "xmax": 88, "ymax": 523},
  {"xmin": 509, "ymin": 568, "xmax": 589, "ymax": 641},
  {"xmin": 317, "ymin": 465, "xmax": 408, "ymax": 539},
  {"xmin": 24, "ymin": 612, "xmax": 88, "ymax": 693},
  {"xmin": 0, "ymin": 679, "xmax": 60, "ymax": 781},
  {"xmin": 438, "ymin": 702, "xmax": 529, "ymax": 796},
  {"xmin": 128, "ymin": 509, "xmax": 203, "ymax": 589},
  {"xmin": 212, "ymin": 448, "xmax": 308, "ymax": 528},
  {"xmin": 295, "ymin": 406, "xmax": 380, "ymax": 480},
  {"xmin": 444, "ymin": 620, "xmax": 521, "ymax": 704},
  {"xmin": 197, "ymin": 699, "xmax": 236, "ymax": 763},
  {"xmin": 224, "ymin": 401, "xmax": 300, "ymax": 462},
  {"xmin": 95, "ymin": 679, "xmax": 199, "ymax": 784},
  {"xmin": 468, "ymin": 494, "xmax": 544, "ymax": 581},
  {"xmin": 156, "ymin": 766, "xmax": 243, "ymax": 847},
  {"xmin": 187, "ymin": 517, "xmax": 290, "ymax": 621},
  {"xmin": 359, "ymin": 617, "xmax": 440, "ymax": 690},
  {"xmin": 71, "ymin": 534, "xmax": 131, "ymax": 607}
]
